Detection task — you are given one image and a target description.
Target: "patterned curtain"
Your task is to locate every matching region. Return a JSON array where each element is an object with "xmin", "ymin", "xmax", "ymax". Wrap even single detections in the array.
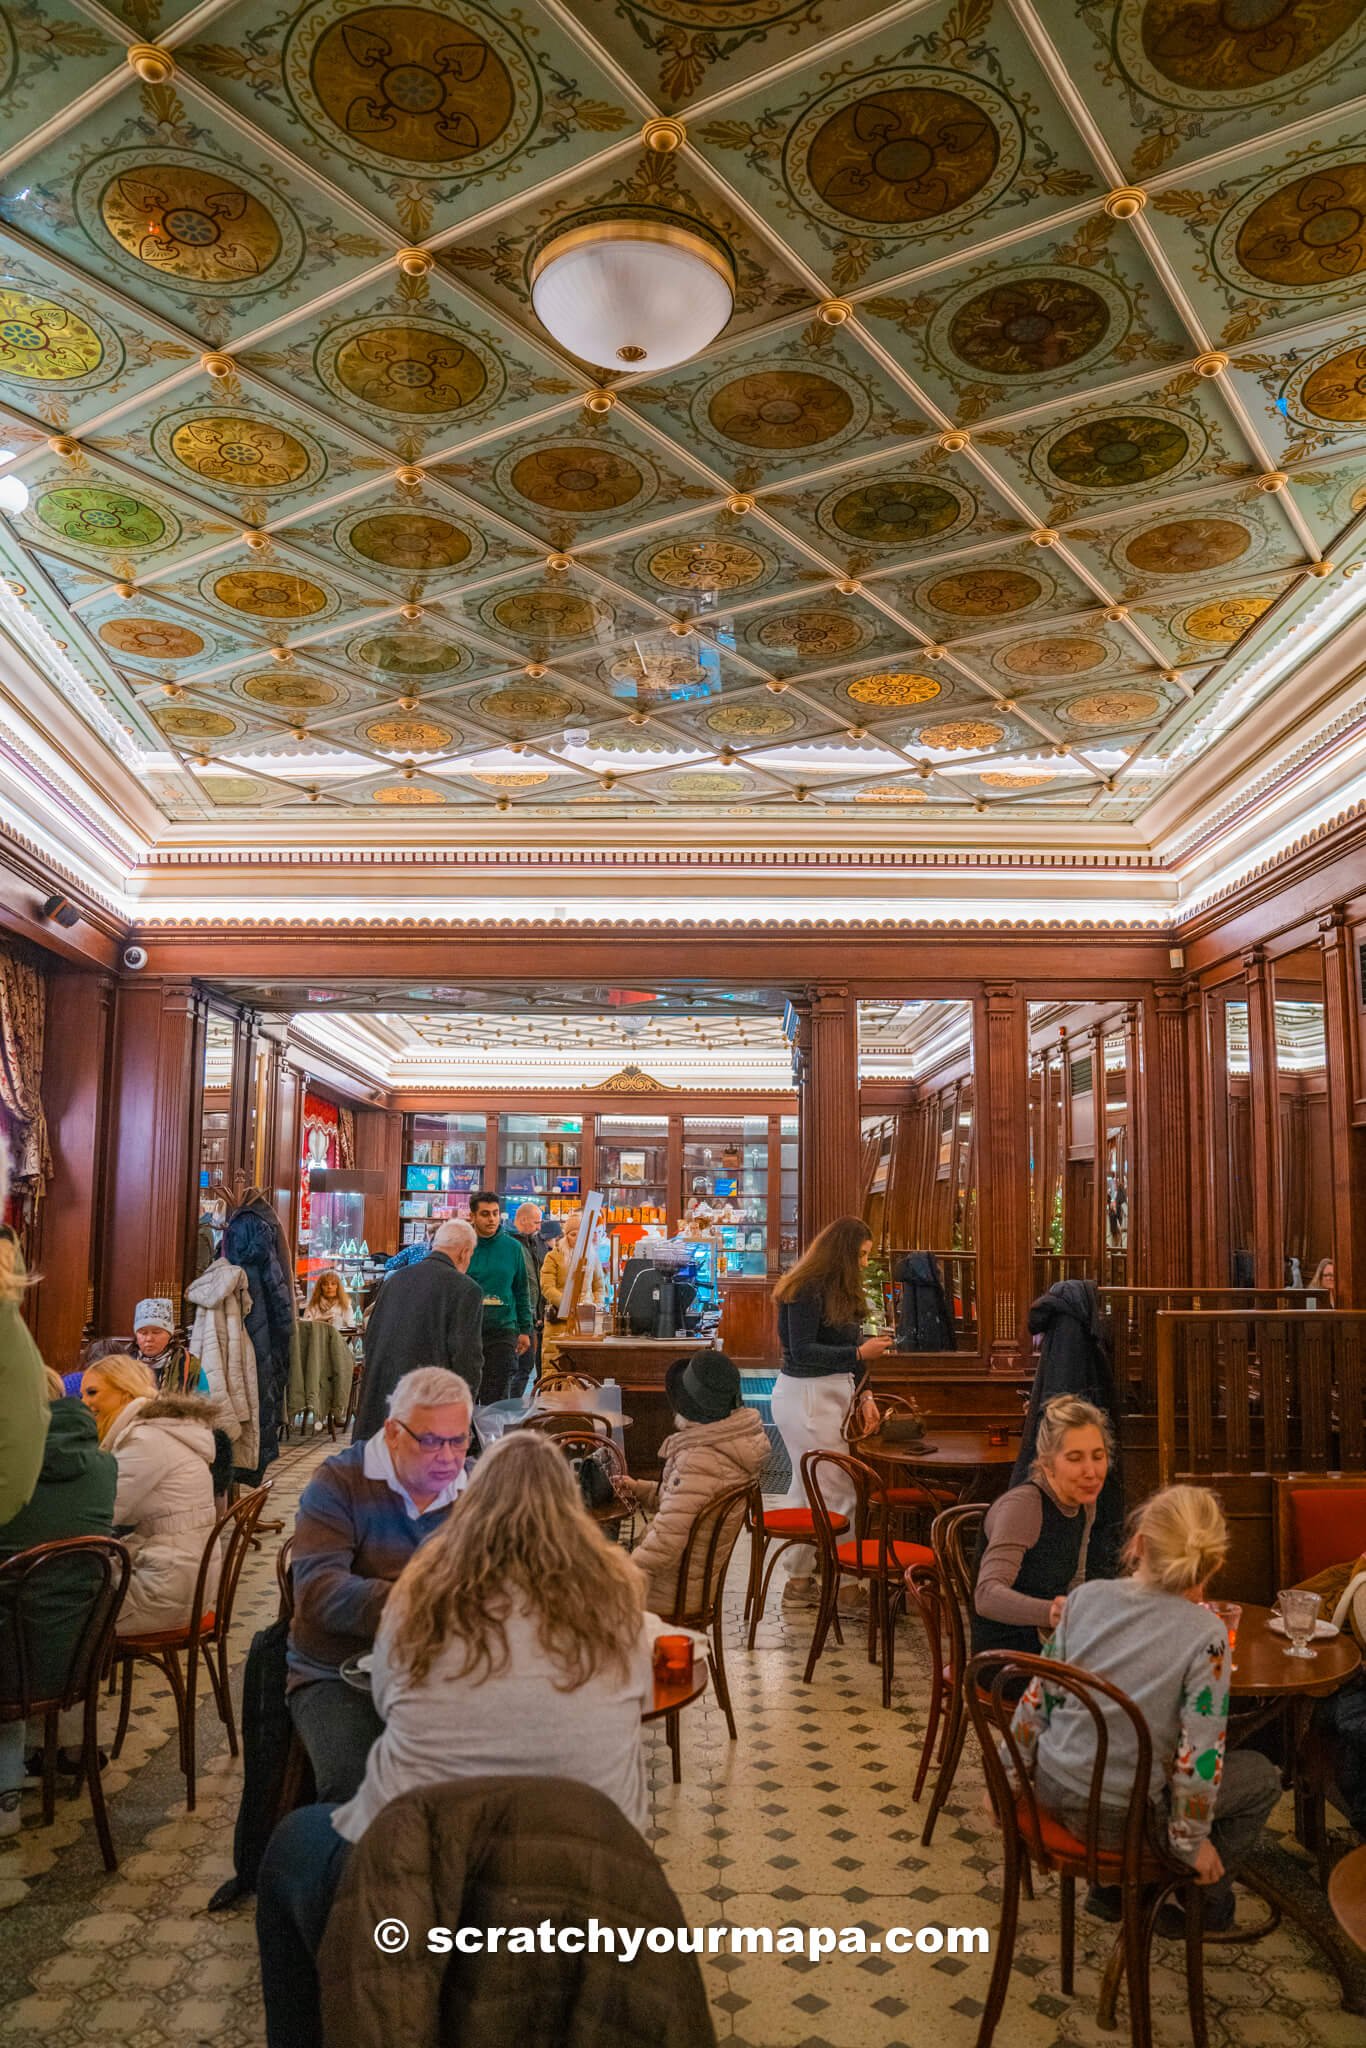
[
  {"xmin": 0, "ymin": 943, "xmax": 50, "ymax": 1188},
  {"xmin": 338, "ymin": 1104, "xmax": 356, "ymax": 1169}
]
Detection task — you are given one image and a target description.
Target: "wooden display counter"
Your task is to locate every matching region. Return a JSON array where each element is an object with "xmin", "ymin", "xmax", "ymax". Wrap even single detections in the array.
[
  {"xmin": 552, "ymin": 1335, "xmax": 696, "ymax": 1476},
  {"xmin": 718, "ymin": 1274, "xmax": 778, "ymax": 1366}
]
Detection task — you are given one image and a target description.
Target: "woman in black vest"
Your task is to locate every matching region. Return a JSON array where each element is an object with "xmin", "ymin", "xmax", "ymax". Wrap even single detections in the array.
[{"xmin": 971, "ymin": 1395, "xmax": 1113, "ymax": 1659}]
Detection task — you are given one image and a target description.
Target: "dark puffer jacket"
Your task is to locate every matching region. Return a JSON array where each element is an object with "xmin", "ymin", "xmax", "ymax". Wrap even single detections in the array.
[
  {"xmin": 319, "ymin": 1776, "xmax": 717, "ymax": 2048},
  {"xmin": 1014, "ymin": 1279, "xmax": 1125, "ymax": 1577},
  {"xmin": 0, "ymin": 1398, "xmax": 117, "ymax": 1701},
  {"xmin": 223, "ymin": 1195, "xmax": 296, "ymax": 1478}
]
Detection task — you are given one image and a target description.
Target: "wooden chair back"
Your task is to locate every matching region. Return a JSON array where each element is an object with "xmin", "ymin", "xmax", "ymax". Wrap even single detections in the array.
[
  {"xmin": 519, "ymin": 1409, "xmax": 612, "ymax": 1440},
  {"xmin": 801, "ymin": 1449, "xmax": 895, "ymax": 1574},
  {"xmin": 967, "ymin": 1648, "xmax": 1161, "ymax": 1889},
  {"xmin": 1273, "ymin": 1473, "xmax": 1366, "ymax": 1587},
  {"xmin": 930, "ymin": 1502, "xmax": 988, "ymax": 1673},
  {"xmin": 276, "ymin": 1533, "xmax": 295, "ymax": 1623},
  {"xmin": 534, "ymin": 1370, "xmax": 602, "ymax": 1394},
  {"xmin": 0, "ymin": 1536, "xmax": 130, "ymax": 1718},
  {"xmin": 665, "ymin": 1479, "xmax": 758, "ymax": 1629}
]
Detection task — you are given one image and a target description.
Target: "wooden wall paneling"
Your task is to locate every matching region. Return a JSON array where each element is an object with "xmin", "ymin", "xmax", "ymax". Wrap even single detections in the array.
[
  {"xmin": 1123, "ymin": 1002, "xmax": 1144, "ymax": 1284},
  {"xmin": 31, "ymin": 967, "xmax": 113, "ymax": 1366},
  {"xmin": 1321, "ymin": 907, "xmax": 1366, "ymax": 1306},
  {"xmin": 978, "ymin": 984, "xmax": 1031, "ymax": 1371},
  {"xmin": 484, "ymin": 1112, "xmax": 500, "ymax": 1198},
  {"xmin": 796, "ymin": 984, "xmax": 859, "ymax": 1240},
  {"xmin": 1244, "ymin": 950, "xmax": 1281, "ymax": 1286},
  {"xmin": 101, "ymin": 978, "xmax": 200, "ymax": 1333},
  {"xmin": 1203, "ymin": 992, "xmax": 1232, "ymax": 1287},
  {"xmin": 1143, "ymin": 983, "xmax": 1192, "ymax": 1287},
  {"xmin": 353, "ymin": 1105, "xmax": 401, "ymax": 1253},
  {"xmin": 1182, "ymin": 981, "xmax": 1210, "ymax": 1287},
  {"xmin": 226, "ymin": 1006, "xmax": 256, "ymax": 1184},
  {"xmin": 580, "ymin": 1112, "xmax": 596, "ymax": 1211}
]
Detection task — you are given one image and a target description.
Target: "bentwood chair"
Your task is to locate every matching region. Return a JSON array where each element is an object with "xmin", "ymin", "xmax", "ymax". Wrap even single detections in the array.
[
  {"xmin": 519, "ymin": 1408, "xmax": 613, "ymax": 1441},
  {"xmin": 845, "ymin": 1390, "xmax": 959, "ymax": 1538},
  {"xmin": 967, "ymin": 1649, "xmax": 1220, "ymax": 2048},
  {"xmin": 0, "ymin": 1535, "xmax": 130, "ymax": 1870},
  {"xmin": 917, "ymin": 1502, "xmax": 989, "ymax": 1844},
  {"xmin": 656, "ymin": 1479, "xmax": 756, "ymax": 1779},
  {"xmin": 801, "ymin": 1451, "xmax": 934, "ymax": 1708},
  {"xmin": 111, "ymin": 1481, "xmax": 272, "ymax": 1810},
  {"xmin": 743, "ymin": 1493, "xmax": 850, "ymax": 1648},
  {"xmin": 532, "ymin": 1370, "xmax": 602, "ymax": 1396}
]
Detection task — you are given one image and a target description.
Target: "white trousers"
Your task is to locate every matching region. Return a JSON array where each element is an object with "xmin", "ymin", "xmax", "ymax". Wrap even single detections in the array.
[{"xmin": 770, "ymin": 1371, "xmax": 856, "ymax": 1580}]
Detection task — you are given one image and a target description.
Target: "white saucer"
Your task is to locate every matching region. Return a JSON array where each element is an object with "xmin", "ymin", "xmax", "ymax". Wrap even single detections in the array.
[{"xmin": 1267, "ymin": 1617, "xmax": 1339, "ymax": 1640}]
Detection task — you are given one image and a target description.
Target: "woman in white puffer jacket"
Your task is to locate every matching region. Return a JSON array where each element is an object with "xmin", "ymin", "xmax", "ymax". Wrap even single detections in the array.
[
  {"xmin": 80, "ymin": 1358, "xmax": 219, "ymax": 1635},
  {"xmin": 624, "ymin": 1351, "xmax": 769, "ymax": 1617}
]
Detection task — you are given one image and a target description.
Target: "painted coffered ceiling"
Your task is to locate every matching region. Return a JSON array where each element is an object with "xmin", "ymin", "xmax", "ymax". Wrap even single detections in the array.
[{"xmin": 2, "ymin": 0, "xmax": 1366, "ymax": 865}]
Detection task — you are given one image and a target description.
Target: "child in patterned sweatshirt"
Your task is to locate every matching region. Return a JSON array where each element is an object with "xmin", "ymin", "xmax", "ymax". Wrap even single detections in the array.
[{"xmin": 1006, "ymin": 1483, "xmax": 1279, "ymax": 1931}]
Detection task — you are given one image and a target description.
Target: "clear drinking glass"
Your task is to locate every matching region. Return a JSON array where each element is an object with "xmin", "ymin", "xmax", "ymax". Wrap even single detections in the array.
[
  {"xmin": 1279, "ymin": 1588, "xmax": 1321, "ymax": 1658},
  {"xmin": 1205, "ymin": 1600, "xmax": 1242, "ymax": 1669}
]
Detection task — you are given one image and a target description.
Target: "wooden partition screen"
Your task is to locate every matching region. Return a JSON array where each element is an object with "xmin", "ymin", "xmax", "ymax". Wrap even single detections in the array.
[
  {"xmin": 1155, "ymin": 1309, "xmax": 1366, "ymax": 1480},
  {"xmin": 1102, "ymin": 1286, "xmax": 1332, "ymax": 1412}
]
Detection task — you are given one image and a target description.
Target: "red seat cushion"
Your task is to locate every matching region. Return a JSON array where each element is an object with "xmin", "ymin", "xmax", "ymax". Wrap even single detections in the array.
[
  {"xmin": 1017, "ymin": 1798, "xmax": 1168, "ymax": 1881},
  {"xmin": 762, "ymin": 1508, "xmax": 849, "ymax": 1534},
  {"xmin": 1290, "ymin": 1488, "xmax": 1366, "ymax": 1580},
  {"xmin": 836, "ymin": 1538, "xmax": 934, "ymax": 1572},
  {"xmin": 119, "ymin": 1613, "xmax": 214, "ymax": 1648}
]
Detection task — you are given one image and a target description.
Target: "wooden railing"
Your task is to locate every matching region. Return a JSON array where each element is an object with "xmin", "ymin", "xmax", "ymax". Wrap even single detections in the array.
[
  {"xmin": 1034, "ymin": 1249, "xmax": 1129, "ymax": 1293},
  {"xmin": 885, "ymin": 1250, "xmax": 978, "ymax": 1351},
  {"xmin": 1102, "ymin": 1287, "xmax": 1332, "ymax": 1412},
  {"xmin": 1156, "ymin": 1310, "xmax": 1366, "ymax": 1482}
]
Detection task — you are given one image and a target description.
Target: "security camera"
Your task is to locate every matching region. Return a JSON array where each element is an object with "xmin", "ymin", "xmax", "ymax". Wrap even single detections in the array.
[{"xmin": 122, "ymin": 945, "xmax": 148, "ymax": 971}]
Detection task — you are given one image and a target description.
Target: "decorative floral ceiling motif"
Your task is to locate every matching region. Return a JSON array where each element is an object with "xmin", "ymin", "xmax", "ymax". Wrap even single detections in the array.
[{"xmin": 0, "ymin": 0, "xmax": 1364, "ymax": 828}]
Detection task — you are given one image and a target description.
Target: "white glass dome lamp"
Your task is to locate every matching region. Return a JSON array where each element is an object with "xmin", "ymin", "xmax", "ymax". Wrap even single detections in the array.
[{"xmin": 530, "ymin": 220, "xmax": 734, "ymax": 375}]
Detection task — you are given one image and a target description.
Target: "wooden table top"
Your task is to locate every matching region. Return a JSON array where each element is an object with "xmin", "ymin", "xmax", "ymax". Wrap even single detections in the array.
[
  {"xmin": 859, "ymin": 1427, "xmax": 1018, "ymax": 1469},
  {"xmin": 644, "ymin": 1663, "xmax": 709, "ymax": 1721},
  {"xmin": 1328, "ymin": 1843, "xmax": 1366, "ymax": 1952},
  {"xmin": 1229, "ymin": 1603, "xmax": 1362, "ymax": 1700}
]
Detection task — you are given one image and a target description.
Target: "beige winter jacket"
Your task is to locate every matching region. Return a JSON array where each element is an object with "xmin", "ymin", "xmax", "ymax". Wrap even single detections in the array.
[
  {"xmin": 540, "ymin": 1237, "xmax": 606, "ymax": 1367},
  {"xmin": 627, "ymin": 1405, "xmax": 769, "ymax": 1618},
  {"xmin": 106, "ymin": 1394, "xmax": 219, "ymax": 1636},
  {"xmin": 186, "ymin": 1259, "xmax": 259, "ymax": 1472}
]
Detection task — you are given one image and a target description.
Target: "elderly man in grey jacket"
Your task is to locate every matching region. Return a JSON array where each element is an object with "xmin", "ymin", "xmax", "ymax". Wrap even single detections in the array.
[{"xmin": 353, "ymin": 1222, "xmax": 483, "ymax": 1442}]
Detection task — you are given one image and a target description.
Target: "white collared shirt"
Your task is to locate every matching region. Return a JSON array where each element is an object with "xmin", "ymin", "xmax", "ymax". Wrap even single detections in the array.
[{"xmin": 363, "ymin": 1429, "xmax": 469, "ymax": 1521}]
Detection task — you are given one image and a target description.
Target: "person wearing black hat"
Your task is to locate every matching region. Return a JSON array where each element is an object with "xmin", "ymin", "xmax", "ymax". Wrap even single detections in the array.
[{"xmin": 621, "ymin": 1351, "xmax": 769, "ymax": 1617}]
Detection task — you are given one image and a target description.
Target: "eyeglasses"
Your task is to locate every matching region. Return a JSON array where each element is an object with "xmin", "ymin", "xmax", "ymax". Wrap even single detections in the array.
[{"xmin": 394, "ymin": 1421, "xmax": 470, "ymax": 1455}]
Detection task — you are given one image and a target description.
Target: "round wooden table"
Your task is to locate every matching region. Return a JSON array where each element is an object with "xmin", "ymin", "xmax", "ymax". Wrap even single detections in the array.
[
  {"xmin": 340, "ymin": 1654, "xmax": 708, "ymax": 1727},
  {"xmin": 858, "ymin": 1427, "xmax": 1018, "ymax": 1502},
  {"xmin": 1230, "ymin": 1603, "xmax": 1362, "ymax": 1700},
  {"xmin": 1329, "ymin": 1845, "xmax": 1366, "ymax": 1952}
]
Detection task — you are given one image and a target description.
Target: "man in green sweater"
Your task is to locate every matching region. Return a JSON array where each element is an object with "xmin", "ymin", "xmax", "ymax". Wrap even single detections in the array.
[{"xmin": 467, "ymin": 1191, "xmax": 533, "ymax": 1404}]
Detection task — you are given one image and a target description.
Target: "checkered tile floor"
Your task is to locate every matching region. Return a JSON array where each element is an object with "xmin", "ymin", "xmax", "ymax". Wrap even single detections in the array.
[{"xmin": 1, "ymin": 1435, "xmax": 1361, "ymax": 2047}]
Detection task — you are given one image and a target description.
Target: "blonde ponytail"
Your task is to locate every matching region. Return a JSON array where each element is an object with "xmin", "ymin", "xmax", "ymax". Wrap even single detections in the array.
[{"xmin": 1125, "ymin": 1484, "xmax": 1227, "ymax": 1594}]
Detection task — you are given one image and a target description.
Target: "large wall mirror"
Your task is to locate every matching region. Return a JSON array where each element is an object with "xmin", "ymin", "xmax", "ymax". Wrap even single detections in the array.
[
  {"xmin": 1273, "ymin": 946, "xmax": 1331, "ymax": 1294},
  {"xmin": 1029, "ymin": 1002, "xmax": 1136, "ymax": 1291},
  {"xmin": 858, "ymin": 1000, "xmax": 976, "ymax": 1349}
]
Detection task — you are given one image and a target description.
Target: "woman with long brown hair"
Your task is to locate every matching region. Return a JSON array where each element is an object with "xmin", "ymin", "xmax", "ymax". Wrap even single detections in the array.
[
  {"xmin": 770, "ymin": 1216, "xmax": 891, "ymax": 1609},
  {"xmin": 256, "ymin": 1429, "xmax": 675, "ymax": 2048},
  {"xmin": 334, "ymin": 1427, "xmax": 669, "ymax": 1841}
]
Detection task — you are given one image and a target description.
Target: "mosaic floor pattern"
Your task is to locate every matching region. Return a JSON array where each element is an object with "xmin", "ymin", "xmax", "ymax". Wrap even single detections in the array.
[{"xmin": 1, "ymin": 1435, "xmax": 1362, "ymax": 2048}]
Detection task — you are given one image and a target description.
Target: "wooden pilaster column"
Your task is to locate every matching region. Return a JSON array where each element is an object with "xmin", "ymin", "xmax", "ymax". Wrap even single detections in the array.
[
  {"xmin": 1143, "ymin": 982, "xmax": 1193, "ymax": 1287},
  {"xmin": 795, "ymin": 984, "xmax": 859, "ymax": 1244},
  {"xmin": 1243, "ymin": 949, "xmax": 1280, "ymax": 1287},
  {"xmin": 1321, "ymin": 907, "xmax": 1365, "ymax": 1306},
  {"xmin": 977, "ymin": 982, "xmax": 1032, "ymax": 1373},
  {"xmin": 101, "ymin": 977, "xmax": 200, "ymax": 1332},
  {"xmin": 1182, "ymin": 980, "xmax": 1211, "ymax": 1285},
  {"xmin": 32, "ymin": 968, "xmax": 113, "ymax": 1365}
]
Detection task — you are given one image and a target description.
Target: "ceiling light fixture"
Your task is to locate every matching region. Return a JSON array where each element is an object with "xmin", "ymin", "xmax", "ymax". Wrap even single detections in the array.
[{"xmin": 530, "ymin": 219, "xmax": 734, "ymax": 374}]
